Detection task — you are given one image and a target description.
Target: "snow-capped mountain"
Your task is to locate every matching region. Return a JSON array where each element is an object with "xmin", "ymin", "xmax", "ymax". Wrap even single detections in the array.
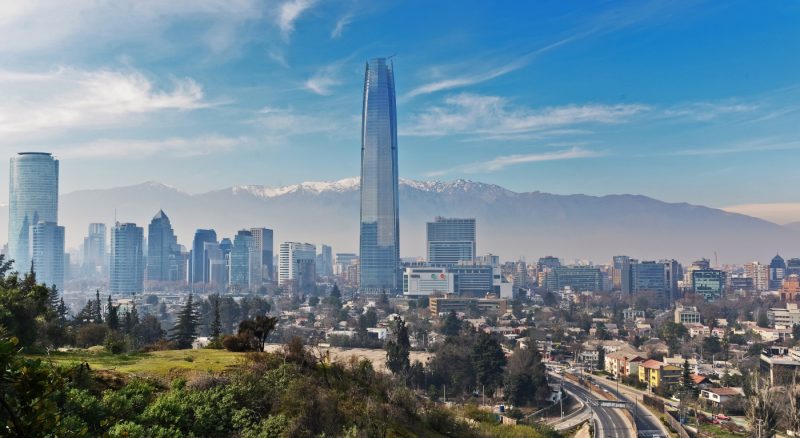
[{"xmin": 1, "ymin": 178, "xmax": 796, "ymax": 264}]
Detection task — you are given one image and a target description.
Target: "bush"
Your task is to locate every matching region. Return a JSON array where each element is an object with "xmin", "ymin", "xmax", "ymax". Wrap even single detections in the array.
[
  {"xmin": 223, "ymin": 333, "xmax": 257, "ymax": 352},
  {"xmin": 75, "ymin": 323, "xmax": 108, "ymax": 348}
]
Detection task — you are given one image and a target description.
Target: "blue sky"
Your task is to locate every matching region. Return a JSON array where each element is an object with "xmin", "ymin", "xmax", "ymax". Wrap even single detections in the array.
[{"xmin": 1, "ymin": 0, "xmax": 799, "ymax": 219}]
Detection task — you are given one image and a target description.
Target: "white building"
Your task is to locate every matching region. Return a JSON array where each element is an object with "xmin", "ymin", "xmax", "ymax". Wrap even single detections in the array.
[
  {"xmin": 402, "ymin": 267, "xmax": 454, "ymax": 296},
  {"xmin": 278, "ymin": 242, "xmax": 316, "ymax": 286},
  {"xmin": 744, "ymin": 261, "xmax": 770, "ymax": 292},
  {"xmin": 675, "ymin": 303, "xmax": 701, "ymax": 324},
  {"xmin": 769, "ymin": 303, "xmax": 800, "ymax": 328}
]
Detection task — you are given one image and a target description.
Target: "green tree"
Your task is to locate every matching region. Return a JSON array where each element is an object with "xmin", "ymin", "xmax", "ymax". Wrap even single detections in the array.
[
  {"xmin": 210, "ymin": 296, "xmax": 222, "ymax": 341},
  {"xmin": 441, "ymin": 311, "xmax": 461, "ymax": 337},
  {"xmin": 237, "ymin": 315, "xmax": 278, "ymax": 352},
  {"xmin": 385, "ymin": 317, "xmax": 411, "ymax": 376},
  {"xmin": 170, "ymin": 294, "xmax": 200, "ymax": 349},
  {"xmin": 471, "ymin": 332, "xmax": 506, "ymax": 395},
  {"xmin": 757, "ymin": 308, "xmax": 770, "ymax": 328},
  {"xmin": 504, "ymin": 346, "xmax": 549, "ymax": 407},
  {"xmin": 106, "ymin": 295, "xmax": 120, "ymax": 331},
  {"xmin": 92, "ymin": 290, "xmax": 103, "ymax": 323}
]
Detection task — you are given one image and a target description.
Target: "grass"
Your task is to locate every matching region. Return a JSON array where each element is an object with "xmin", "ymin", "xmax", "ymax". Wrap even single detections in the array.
[
  {"xmin": 28, "ymin": 348, "xmax": 245, "ymax": 377},
  {"xmin": 697, "ymin": 422, "xmax": 746, "ymax": 438}
]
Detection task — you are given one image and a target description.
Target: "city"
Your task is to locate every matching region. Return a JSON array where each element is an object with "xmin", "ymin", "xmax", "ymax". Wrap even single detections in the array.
[{"xmin": 1, "ymin": 2, "xmax": 800, "ymax": 438}]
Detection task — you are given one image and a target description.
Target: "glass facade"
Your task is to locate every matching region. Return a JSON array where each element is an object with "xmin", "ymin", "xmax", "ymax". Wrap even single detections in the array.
[
  {"xmin": 8, "ymin": 152, "xmax": 59, "ymax": 271},
  {"xmin": 31, "ymin": 221, "xmax": 64, "ymax": 292},
  {"xmin": 426, "ymin": 217, "xmax": 476, "ymax": 265},
  {"xmin": 229, "ymin": 230, "xmax": 254, "ymax": 290},
  {"xmin": 110, "ymin": 222, "xmax": 144, "ymax": 295},
  {"xmin": 83, "ymin": 223, "xmax": 106, "ymax": 276},
  {"xmin": 692, "ymin": 269, "xmax": 726, "ymax": 301},
  {"xmin": 146, "ymin": 210, "xmax": 179, "ymax": 282},
  {"xmin": 359, "ymin": 58, "xmax": 400, "ymax": 293},
  {"xmin": 191, "ymin": 229, "xmax": 217, "ymax": 283}
]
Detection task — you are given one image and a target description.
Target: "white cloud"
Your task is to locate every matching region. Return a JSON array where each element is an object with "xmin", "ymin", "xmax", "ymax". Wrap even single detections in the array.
[
  {"xmin": 0, "ymin": 0, "xmax": 265, "ymax": 53},
  {"xmin": 0, "ymin": 67, "xmax": 209, "ymax": 139},
  {"xmin": 277, "ymin": 0, "xmax": 317, "ymax": 40},
  {"xmin": 303, "ymin": 59, "xmax": 349, "ymax": 95},
  {"xmin": 404, "ymin": 93, "xmax": 648, "ymax": 138},
  {"xmin": 331, "ymin": 14, "xmax": 353, "ymax": 38},
  {"xmin": 673, "ymin": 140, "xmax": 800, "ymax": 156},
  {"xmin": 428, "ymin": 147, "xmax": 601, "ymax": 176},
  {"xmin": 663, "ymin": 102, "xmax": 759, "ymax": 121},
  {"xmin": 252, "ymin": 106, "xmax": 338, "ymax": 139},
  {"xmin": 57, "ymin": 135, "xmax": 248, "ymax": 159}
]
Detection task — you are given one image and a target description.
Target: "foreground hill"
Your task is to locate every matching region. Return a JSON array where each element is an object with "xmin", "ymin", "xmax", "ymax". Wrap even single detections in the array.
[{"xmin": 1, "ymin": 178, "xmax": 796, "ymax": 264}]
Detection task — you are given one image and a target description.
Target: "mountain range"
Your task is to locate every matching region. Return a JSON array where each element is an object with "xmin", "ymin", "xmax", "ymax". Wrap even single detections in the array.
[{"xmin": 0, "ymin": 178, "xmax": 796, "ymax": 265}]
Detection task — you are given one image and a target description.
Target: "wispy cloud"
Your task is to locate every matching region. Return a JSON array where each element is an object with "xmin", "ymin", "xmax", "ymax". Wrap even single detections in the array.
[
  {"xmin": 663, "ymin": 102, "xmax": 759, "ymax": 121},
  {"xmin": 251, "ymin": 106, "xmax": 339, "ymax": 139},
  {"xmin": 404, "ymin": 93, "xmax": 648, "ymax": 138},
  {"xmin": 277, "ymin": 0, "xmax": 317, "ymax": 40},
  {"xmin": 427, "ymin": 147, "xmax": 602, "ymax": 176},
  {"xmin": 331, "ymin": 13, "xmax": 353, "ymax": 38},
  {"xmin": 0, "ymin": 67, "xmax": 210, "ymax": 139},
  {"xmin": 304, "ymin": 65, "xmax": 341, "ymax": 95},
  {"xmin": 56, "ymin": 135, "xmax": 249, "ymax": 159},
  {"xmin": 673, "ymin": 139, "xmax": 800, "ymax": 156}
]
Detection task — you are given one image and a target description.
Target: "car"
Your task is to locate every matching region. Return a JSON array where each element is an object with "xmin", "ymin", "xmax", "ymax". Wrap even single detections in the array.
[{"xmin": 716, "ymin": 414, "xmax": 731, "ymax": 421}]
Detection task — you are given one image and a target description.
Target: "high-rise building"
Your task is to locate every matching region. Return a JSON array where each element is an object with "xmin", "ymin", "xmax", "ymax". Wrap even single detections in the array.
[
  {"xmin": 229, "ymin": 230, "xmax": 254, "ymax": 290},
  {"xmin": 745, "ymin": 261, "xmax": 770, "ymax": 292},
  {"xmin": 537, "ymin": 256, "xmax": 561, "ymax": 271},
  {"xmin": 786, "ymin": 258, "xmax": 800, "ymax": 276},
  {"xmin": 692, "ymin": 269, "xmax": 726, "ymax": 301},
  {"xmin": 769, "ymin": 254, "xmax": 786, "ymax": 290},
  {"xmin": 250, "ymin": 228, "xmax": 274, "ymax": 283},
  {"xmin": 31, "ymin": 221, "xmax": 64, "ymax": 291},
  {"xmin": 8, "ymin": 152, "xmax": 59, "ymax": 271},
  {"xmin": 544, "ymin": 266, "xmax": 603, "ymax": 292},
  {"xmin": 146, "ymin": 210, "xmax": 179, "ymax": 282},
  {"xmin": 190, "ymin": 229, "xmax": 217, "ymax": 284},
  {"xmin": 335, "ymin": 253, "xmax": 358, "ymax": 276},
  {"xmin": 278, "ymin": 242, "xmax": 316, "ymax": 292},
  {"xmin": 612, "ymin": 256, "xmax": 630, "ymax": 291},
  {"xmin": 110, "ymin": 222, "xmax": 144, "ymax": 295},
  {"xmin": 317, "ymin": 244, "xmax": 333, "ymax": 277},
  {"xmin": 82, "ymin": 223, "xmax": 106, "ymax": 276},
  {"xmin": 359, "ymin": 57, "xmax": 400, "ymax": 294},
  {"xmin": 426, "ymin": 217, "xmax": 476, "ymax": 265}
]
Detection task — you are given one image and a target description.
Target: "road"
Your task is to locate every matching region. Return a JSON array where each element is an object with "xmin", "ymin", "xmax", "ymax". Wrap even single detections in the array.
[
  {"xmin": 560, "ymin": 377, "xmax": 636, "ymax": 438},
  {"xmin": 592, "ymin": 377, "xmax": 670, "ymax": 438}
]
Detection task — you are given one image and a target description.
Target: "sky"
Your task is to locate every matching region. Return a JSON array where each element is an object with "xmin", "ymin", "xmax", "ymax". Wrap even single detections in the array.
[{"xmin": 1, "ymin": 0, "xmax": 799, "ymax": 221}]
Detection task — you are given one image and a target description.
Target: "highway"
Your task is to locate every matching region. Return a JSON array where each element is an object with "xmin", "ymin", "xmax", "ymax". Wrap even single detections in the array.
[
  {"xmin": 592, "ymin": 377, "xmax": 670, "ymax": 438},
  {"xmin": 559, "ymin": 377, "xmax": 636, "ymax": 438}
]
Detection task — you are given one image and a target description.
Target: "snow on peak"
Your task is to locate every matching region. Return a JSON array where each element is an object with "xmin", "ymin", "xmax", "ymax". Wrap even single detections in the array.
[{"xmin": 233, "ymin": 177, "xmax": 361, "ymax": 198}]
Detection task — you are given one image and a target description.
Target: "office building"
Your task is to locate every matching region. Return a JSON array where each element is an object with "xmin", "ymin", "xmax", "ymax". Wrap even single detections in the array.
[
  {"xmin": 770, "ymin": 253, "xmax": 786, "ymax": 290},
  {"xmin": 426, "ymin": 217, "xmax": 476, "ymax": 265},
  {"xmin": 8, "ymin": 152, "xmax": 59, "ymax": 271},
  {"xmin": 278, "ymin": 242, "xmax": 317, "ymax": 292},
  {"xmin": 335, "ymin": 253, "xmax": 358, "ymax": 275},
  {"xmin": 31, "ymin": 221, "xmax": 64, "ymax": 291},
  {"xmin": 612, "ymin": 255, "xmax": 630, "ymax": 291},
  {"xmin": 476, "ymin": 254, "xmax": 500, "ymax": 267},
  {"xmin": 786, "ymin": 258, "xmax": 800, "ymax": 276},
  {"xmin": 359, "ymin": 58, "xmax": 400, "ymax": 293},
  {"xmin": 759, "ymin": 347, "xmax": 800, "ymax": 386},
  {"xmin": 544, "ymin": 266, "xmax": 603, "ymax": 292},
  {"xmin": 768, "ymin": 303, "xmax": 800, "ymax": 328},
  {"xmin": 537, "ymin": 256, "xmax": 561, "ymax": 271},
  {"xmin": 190, "ymin": 229, "xmax": 217, "ymax": 284},
  {"xmin": 146, "ymin": 210, "xmax": 179, "ymax": 282},
  {"xmin": 691, "ymin": 269, "xmax": 726, "ymax": 301},
  {"xmin": 250, "ymin": 228, "xmax": 274, "ymax": 283},
  {"xmin": 402, "ymin": 267, "xmax": 454, "ymax": 297},
  {"xmin": 317, "ymin": 244, "xmax": 333, "ymax": 277},
  {"xmin": 674, "ymin": 303, "xmax": 701, "ymax": 324},
  {"xmin": 82, "ymin": 223, "xmax": 106, "ymax": 276},
  {"xmin": 229, "ymin": 230, "xmax": 254, "ymax": 290},
  {"xmin": 780, "ymin": 275, "xmax": 800, "ymax": 301},
  {"xmin": 429, "ymin": 295, "xmax": 508, "ymax": 315},
  {"xmin": 110, "ymin": 223, "xmax": 144, "ymax": 295}
]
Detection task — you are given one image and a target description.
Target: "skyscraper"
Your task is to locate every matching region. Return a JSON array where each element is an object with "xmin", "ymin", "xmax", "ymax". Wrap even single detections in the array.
[
  {"xmin": 278, "ymin": 242, "xmax": 316, "ymax": 292},
  {"xmin": 426, "ymin": 217, "xmax": 476, "ymax": 265},
  {"xmin": 146, "ymin": 210, "xmax": 179, "ymax": 282},
  {"xmin": 110, "ymin": 222, "xmax": 144, "ymax": 295},
  {"xmin": 250, "ymin": 228, "xmax": 274, "ymax": 283},
  {"xmin": 190, "ymin": 229, "xmax": 217, "ymax": 284},
  {"xmin": 8, "ymin": 152, "xmax": 59, "ymax": 271},
  {"xmin": 83, "ymin": 223, "xmax": 106, "ymax": 276},
  {"xmin": 359, "ymin": 58, "xmax": 400, "ymax": 294},
  {"xmin": 769, "ymin": 253, "xmax": 786, "ymax": 290},
  {"xmin": 31, "ymin": 221, "xmax": 64, "ymax": 291},
  {"xmin": 229, "ymin": 230, "xmax": 254, "ymax": 290},
  {"xmin": 317, "ymin": 244, "xmax": 333, "ymax": 277}
]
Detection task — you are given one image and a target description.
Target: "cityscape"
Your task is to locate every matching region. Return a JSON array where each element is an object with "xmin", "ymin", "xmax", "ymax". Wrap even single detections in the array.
[{"xmin": 2, "ymin": 2, "xmax": 800, "ymax": 438}]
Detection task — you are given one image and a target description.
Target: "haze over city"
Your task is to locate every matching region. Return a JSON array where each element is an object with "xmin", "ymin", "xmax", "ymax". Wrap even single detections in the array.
[{"xmin": 2, "ymin": 2, "xmax": 800, "ymax": 438}]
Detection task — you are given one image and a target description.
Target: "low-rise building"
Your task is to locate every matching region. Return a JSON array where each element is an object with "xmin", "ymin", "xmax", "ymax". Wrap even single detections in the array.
[
  {"xmin": 768, "ymin": 303, "xmax": 800, "ymax": 327},
  {"xmin": 638, "ymin": 359, "xmax": 682, "ymax": 390},
  {"xmin": 623, "ymin": 308, "xmax": 646, "ymax": 321},
  {"xmin": 605, "ymin": 351, "xmax": 645, "ymax": 378},
  {"xmin": 429, "ymin": 294, "xmax": 508, "ymax": 315},
  {"xmin": 675, "ymin": 303, "xmax": 701, "ymax": 324},
  {"xmin": 700, "ymin": 387, "xmax": 744, "ymax": 407},
  {"xmin": 402, "ymin": 267, "xmax": 455, "ymax": 297},
  {"xmin": 759, "ymin": 347, "xmax": 800, "ymax": 386},
  {"xmin": 686, "ymin": 323, "xmax": 711, "ymax": 338}
]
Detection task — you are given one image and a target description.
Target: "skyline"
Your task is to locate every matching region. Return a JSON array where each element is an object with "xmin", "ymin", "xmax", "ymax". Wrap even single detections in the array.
[{"xmin": 0, "ymin": 1, "xmax": 798, "ymax": 216}]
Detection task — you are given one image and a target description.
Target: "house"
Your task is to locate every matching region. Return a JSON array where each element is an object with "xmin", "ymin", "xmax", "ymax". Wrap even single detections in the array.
[
  {"xmin": 578, "ymin": 340, "xmax": 638, "ymax": 364},
  {"xmin": 686, "ymin": 323, "xmax": 711, "ymax": 338},
  {"xmin": 691, "ymin": 374, "xmax": 711, "ymax": 388},
  {"xmin": 700, "ymin": 387, "xmax": 744, "ymax": 406},
  {"xmin": 623, "ymin": 308, "xmax": 646, "ymax": 321},
  {"xmin": 759, "ymin": 346, "xmax": 800, "ymax": 386},
  {"xmin": 605, "ymin": 351, "xmax": 645, "ymax": 378},
  {"xmin": 638, "ymin": 359, "xmax": 682, "ymax": 390}
]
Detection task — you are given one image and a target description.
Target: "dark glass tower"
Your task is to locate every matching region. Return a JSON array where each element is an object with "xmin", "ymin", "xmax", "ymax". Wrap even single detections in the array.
[
  {"xmin": 359, "ymin": 58, "xmax": 400, "ymax": 293},
  {"xmin": 146, "ymin": 210, "xmax": 178, "ymax": 282}
]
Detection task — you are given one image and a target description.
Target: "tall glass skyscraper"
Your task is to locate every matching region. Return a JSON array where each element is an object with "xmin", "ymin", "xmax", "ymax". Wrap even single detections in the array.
[
  {"xmin": 8, "ymin": 152, "xmax": 59, "ymax": 271},
  {"xmin": 229, "ymin": 230, "xmax": 254, "ymax": 290},
  {"xmin": 83, "ymin": 223, "xmax": 107, "ymax": 276},
  {"xmin": 426, "ymin": 217, "xmax": 476, "ymax": 265},
  {"xmin": 190, "ymin": 229, "xmax": 217, "ymax": 284},
  {"xmin": 359, "ymin": 58, "xmax": 400, "ymax": 293},
  {"xmin": 146, "ymin": 210, "xmax": 179, "ymax": 282},
  {"xmin": 31, "ymin": 221, "xmax": 65, "ymax": 291},
  {"xmin": 110, "ymin": 222, "xmax": 144, "ymax": 295}
]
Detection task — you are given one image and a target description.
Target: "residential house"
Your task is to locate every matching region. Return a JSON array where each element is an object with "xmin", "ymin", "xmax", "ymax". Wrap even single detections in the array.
[{"xmin": 638, "ymin": 359, "xmax": 682, "ymax": 390}]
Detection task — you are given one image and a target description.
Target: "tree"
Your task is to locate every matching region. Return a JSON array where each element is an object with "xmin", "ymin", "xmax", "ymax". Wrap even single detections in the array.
[
  {"xmin": 441, "ymin": 311, "xmax": 461, "ymax": 337},
  {"xmin": 237, "ymin": 315, "xmax": 278, "ymax": 352},
  {"xmin": 106, "ymin": 295, "xmax": 119, "ymax": 331},
  {"xmin": 210, "ymin": 296, "xmax": 222, "ymax": 341},
  {"xmin": 170, "ymin": 294, "xmax": 199, "ymax": 349},
  {"xmin": 92, "ymin": 290, "xmax": 103, "ymax": 324},
  {"xmin": 757, "ymin": 308, "xmax": 770, "ymax": 328},
  {"xmin": 702, "ymin": 336, "xmax": 722, "ymax": 360},
  {"xmin": 134, "ymin": 315, "xmax": 164, "ymax": 345},
  {"xmin": 385, "ymin": 317, "xmax": 410, "ymax": 376},
  {"xmin": 330, "ymin": 284, "xmax": 341, "ymax": 299},
  {"xmin": 471, "ymin": 332, "xmax": 506, "ymax": 395},
  {"xmin": 504, "ymin": 346, "xmax": 549, "ymax": 407},
  {"xmin": 596, "ymin": 345, "xmax": 605, "ymax": 371}
]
